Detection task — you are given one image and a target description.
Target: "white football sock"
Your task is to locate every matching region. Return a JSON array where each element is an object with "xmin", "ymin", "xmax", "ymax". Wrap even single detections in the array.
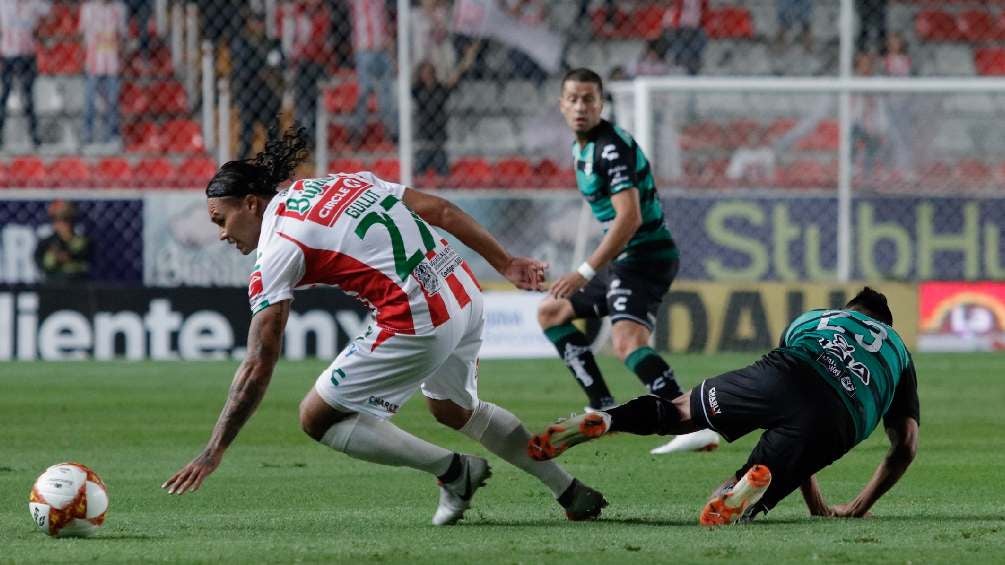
[
  {"xmin": 460, "ymin": 402, "xmax": 574, "ymax": 497},
  {"xmin": 320, "ymin": 413, "xmax": 454, "ymax": 476}
]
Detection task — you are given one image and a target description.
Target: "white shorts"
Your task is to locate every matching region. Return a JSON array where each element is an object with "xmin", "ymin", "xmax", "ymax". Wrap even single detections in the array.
[{"xmin": 313, "ymin": 298, "xmax": 483, "ymax": 419}]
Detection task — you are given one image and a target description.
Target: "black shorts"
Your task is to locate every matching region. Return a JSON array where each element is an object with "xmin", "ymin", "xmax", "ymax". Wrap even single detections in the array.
[
  {"xmin": 569, "ymin": 259, "xmax": 678, "ymax": 331},
  {"xmin": 689, "ymin": 350, "xmax": 857, "ymax": 512}
]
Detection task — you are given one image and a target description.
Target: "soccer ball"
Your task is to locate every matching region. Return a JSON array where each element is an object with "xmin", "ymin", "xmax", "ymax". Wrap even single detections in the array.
[{"xmin": 28, "ymin": 462, "xmax": 108, "ymax": 537}]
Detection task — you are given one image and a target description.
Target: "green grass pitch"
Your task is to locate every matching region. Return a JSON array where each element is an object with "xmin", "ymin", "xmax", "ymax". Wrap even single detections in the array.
[{"xmin": 2, "ymin": 353, "xmax": 1004, "ymax": 564}]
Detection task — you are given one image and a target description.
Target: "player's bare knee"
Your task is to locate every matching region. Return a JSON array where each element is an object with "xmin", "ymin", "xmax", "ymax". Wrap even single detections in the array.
[
  {"xmin": 537, "ymin": 298, "xmax": 571, "ymax": 328},
  {"xmin": 299, "ymin": 411, "xmax": 326, "ymax": 441},
  {"xmin": 611, "ymin": 336, "xmax": 633, "ymax": 360},
  {"xmin": 299, "ymin": 391, "xmax": 348, "ymax": 441},
  {"xmin": 426, "ymin": 398, "xmax": 472, "ymax": 430}
]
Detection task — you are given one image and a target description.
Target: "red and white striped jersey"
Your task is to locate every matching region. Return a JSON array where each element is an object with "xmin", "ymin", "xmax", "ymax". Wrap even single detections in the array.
[
  {"xmin": 0, "ymin": 0, "xmax": 51, "ymax": 58},
  {"xmin": 249, "ymin": 172, "xmax": 481, "ymax": 346},
  {"xmin": 349, "ymin": 0, "xmax": 389, "ymax": 52}
]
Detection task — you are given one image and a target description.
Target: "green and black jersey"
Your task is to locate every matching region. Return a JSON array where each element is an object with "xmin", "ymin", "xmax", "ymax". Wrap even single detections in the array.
[
  {"xmin": 572, "ymin": 119, "xmax": 678, "ymax": 265},
  {"xmin": 780, "ymin": 309, "xmax": 920, "ymax": 444}
]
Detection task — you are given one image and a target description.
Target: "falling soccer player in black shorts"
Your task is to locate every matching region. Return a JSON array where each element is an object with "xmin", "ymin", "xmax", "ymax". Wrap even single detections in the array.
[{"xmin": 530, "ymin": 287, "xmax": 920, "ymax": 525}]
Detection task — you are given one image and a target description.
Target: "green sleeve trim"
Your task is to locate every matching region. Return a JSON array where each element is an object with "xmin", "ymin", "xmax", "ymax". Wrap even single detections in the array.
[
  {"xmin": 543, "ymin": 323, "xmax": 579, "ymax": 344},
  {"xmin": 251, "ymin": 299, "xmax": 271, "ymax": 315},
  {"xmin": 625, "ymin": 346, "xmax": 658, "ymax": 372}
]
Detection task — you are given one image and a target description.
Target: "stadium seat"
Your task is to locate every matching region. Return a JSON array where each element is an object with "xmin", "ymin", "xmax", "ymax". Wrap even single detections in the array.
[
  {"xmin": 975, "ymin": 48, "xmax": 1005, "ymax": 75},
  {"xmin": 132, "ymin": 157, "xmax": 176, "ymax": 188},
  {"xmin": 46, "ymin": 157, "xmax": 91, "ymax": 188},
  {"xmin": 37, "ymin": 42, "xmax": 83, "ymax": 75},
  {"xmin": 959, "ymin": 11, "xmax": 1004, "ymax": 42},
  {"xmin": 633, "ymin": 6, "xmax": 666, "ymax": 39},
  {"xmin": 916, "ymin": 10, "xmax": 963, "ymax": 41},
  {"xmin": 372, "ymin": 158, "xmax": 400, "ymax": 181},
  {"xmin": 8, "ymin": 157, "xmax": 47, "ymax": 187},
  {"xmin": 723, "ymin": 119, "xmax": 763, "ymax": 149},
  {"xmin": 326, "ymin": 124, "xmax": 350, "ymax": 149},
  {"xmin": 590, "ymin": 8, "xmax": 631, "ymax": 39},
  {"xmin": 685, "ymin": 158, "xmax": 731, "ymax": 189},
  {"xmin": 124, "ymin": 46, "xmax": 173, "ymax": 77},
  {"xmin": 148, "ymin": 82, "xmax": 188, "ymax": 115},
  {"xmin": 94, "ymin": 157, "xmax": 134, "ymax": 187},
  {"xmin": 681, "ymin": 122, "xmax": 726, "ymax": 151},
  {"xmin": 360, "ymin": 123, "xmax": 393, "ymax": 152},
  {"xmin": 124, "ymin": 121, "xmax": 162, "ymax": 153},
  {"xmin": 161, "ymin": 119, "xmax": 205, "ymax": 154},
  {"xmin": 794, "ymin": 120, "xmax": 839, "ymax": 151},
  {"xmin": 120, "ymin": 82, "xmax": 151, "ymax": 117},
  {"xmin": 534, "ymin": 159, "xmax": 574, "ymax": 189},
  {"xmin": 324, "ymin": 81, "xmax": 359, "ymax": 114},
  {"xmin": 778, "ymin": 160, "xmax": 836, "ymax": 189},
  {"xmin": 176, "ymin": 156, "xmax": 218, "ymax": 188},
  {"xmin": 449, "ymin": 157, "xmax": 493, "ymax": 188},
  {"xmin": 957, "ymin": 158, "xmax": 992, "ymax": 187},
  {"xmin": 413, "ymin": 169, "xmax": 445, "ymax": 189},
  {"xmin": 705, "ymin": 8, "xmax": 755, "ymax": 40},
  {"xmin": 765, "ymin": 118, "xmax": 797, "ymax": 141},
  {"xmin": 328, "ymin": 158, "xmax": 365, "ymax": 174},
  {"xmin": 493, "ymin": 157, "xmax": 534, "ymax": 188}
]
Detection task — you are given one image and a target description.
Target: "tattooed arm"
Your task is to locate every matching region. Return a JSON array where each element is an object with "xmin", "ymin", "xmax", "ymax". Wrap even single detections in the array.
[{"xmin": 162, "ymin": 301, "xmax": 290, "ymax": 494}]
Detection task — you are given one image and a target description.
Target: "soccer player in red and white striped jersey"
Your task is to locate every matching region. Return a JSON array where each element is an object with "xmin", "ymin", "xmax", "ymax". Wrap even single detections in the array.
[{"xmin": 163, "ymin": 127, "xmax": 607, "ymax": 525}]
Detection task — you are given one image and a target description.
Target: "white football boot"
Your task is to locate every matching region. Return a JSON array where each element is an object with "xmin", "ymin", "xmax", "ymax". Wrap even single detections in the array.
[
  {"xmin": 650, "ymin": 429, "xmax": 721, "ymax": 455},
  {"xmin": 431, "ymin": 455, "xmax": 492, "ymax": 526}
]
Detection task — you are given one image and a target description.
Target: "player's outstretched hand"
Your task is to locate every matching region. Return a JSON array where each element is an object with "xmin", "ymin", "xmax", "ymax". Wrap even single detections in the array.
[
  {"xmin": 162, "ymin": 449, "xmax": 223, "ymax": 495},
  {"xmin": 549, "ymin": 271, "xmax": 588, "ymax": 300},
  {"xmin": 829, "ymin": 503, "xmax": 872, "ymax": 518},
  {"xmin": 502, "ymin": 256, "xmax": 548, "ymax": 291}
]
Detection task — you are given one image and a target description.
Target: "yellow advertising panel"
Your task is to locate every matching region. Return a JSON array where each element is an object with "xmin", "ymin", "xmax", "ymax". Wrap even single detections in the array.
[{"xmin": 655, "ymin": 282, "xmax": 918, "ymax": 353}]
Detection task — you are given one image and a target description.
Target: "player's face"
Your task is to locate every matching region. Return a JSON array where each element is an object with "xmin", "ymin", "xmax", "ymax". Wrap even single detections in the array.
[
  {"xmin": 207, "ymin": 196, "xmax": 264, "ymax": 256},
  {"xmin": 560, "ymin": 81, "xmax": 603, "ymax": 134}
]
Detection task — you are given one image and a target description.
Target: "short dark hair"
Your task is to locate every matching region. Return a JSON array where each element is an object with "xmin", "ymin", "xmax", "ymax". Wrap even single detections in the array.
[
  {"xmin": 846, "ymin": 286, "xmax": 893, "ymax": 326},
  {"xmin": 206, "ymin": 124, "xmax": 309, "ymax": 199},
  {"xmin": 562, "ymin": 68, "xmax": 603, "ymax": 95}
]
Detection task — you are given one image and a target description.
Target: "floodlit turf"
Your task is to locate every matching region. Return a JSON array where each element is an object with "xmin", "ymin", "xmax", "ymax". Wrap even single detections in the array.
[{"xmin": 2, "ymin": 354, "xmax": 1004, "ymax": 564}]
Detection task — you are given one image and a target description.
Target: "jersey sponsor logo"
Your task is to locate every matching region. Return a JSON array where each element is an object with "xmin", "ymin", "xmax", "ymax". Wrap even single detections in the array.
[
  {"xmin": 707, "ymin": 386, "xmax": 723, "ymax": 415},
  {"xmin": 411, "ymin": 260, "xmax": 441, "ymax": 295},
  {"xmin": 248, "ymin": 270, "xmax": 264, "ymax": 300},
  {"xmin": 429, "ymin": 244, "xmax": 463, "ymax": 279},
  {"xmin": 367, "ymin": 395, "xmax": 400, "ymax": 413},
  {"xmin": 816, "ymin": 333, "xmax": 871, "ymax": 388},
  {"xmin": 278, "ymin": 175, "xmax": 375, "ymax": 227},
  {"xmin": 601, "ymin": 144, "xmax": 619, "ymax": 161}
]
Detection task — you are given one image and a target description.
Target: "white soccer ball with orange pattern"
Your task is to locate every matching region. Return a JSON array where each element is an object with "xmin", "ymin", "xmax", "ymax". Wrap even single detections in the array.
[{"xmin": 28, "ymin": 462, "xmax": 108, "ymax": 537}]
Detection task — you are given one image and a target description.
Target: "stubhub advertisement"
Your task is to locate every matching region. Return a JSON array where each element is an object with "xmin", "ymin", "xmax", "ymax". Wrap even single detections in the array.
[{"xmin": 480, "ymin": 291, "xmax": 554, "ymax": 358}]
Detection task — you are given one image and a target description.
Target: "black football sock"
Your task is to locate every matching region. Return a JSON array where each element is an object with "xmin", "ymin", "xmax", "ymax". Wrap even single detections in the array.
[
  {"xmin": 436, "ymin": 453, "xmax": 463, "ymax": 484},
  {"xmin": 544, "ymin": 324, "xmax": 613, "ymax": 408},
  {"xmin": 625, "ymin": 346, "xmax": 683, "ymax": 400},
  {"xmin": 605, "ymin": 395, "xmax": 683, "ymax": 436}
]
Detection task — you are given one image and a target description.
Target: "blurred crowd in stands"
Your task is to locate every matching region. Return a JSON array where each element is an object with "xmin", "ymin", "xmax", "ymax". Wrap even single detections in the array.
[{"xmin": 0, "ymin": 0, "xmax": 1002, "ymax": 191}]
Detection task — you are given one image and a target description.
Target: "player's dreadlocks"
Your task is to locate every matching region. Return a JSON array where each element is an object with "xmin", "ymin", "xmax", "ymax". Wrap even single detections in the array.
[{"xmin": 205, "ymin": 124, "xmax": 310, "ymax": 198}]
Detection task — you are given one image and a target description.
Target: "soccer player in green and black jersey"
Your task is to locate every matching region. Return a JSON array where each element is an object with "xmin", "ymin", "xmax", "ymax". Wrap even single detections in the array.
[
  {"xmin": 538, "ymin": 68, "xmax": 719, "ymax": 453},
  {"xmin": 530, "ymin": 287, "xmax": 920, "ymax": 525}
]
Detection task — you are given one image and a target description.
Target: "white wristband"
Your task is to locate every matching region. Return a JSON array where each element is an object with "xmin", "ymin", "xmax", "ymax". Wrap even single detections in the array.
[{"xmin": 577, "ymin": 262, "xmax": 596, "ymax": 280}]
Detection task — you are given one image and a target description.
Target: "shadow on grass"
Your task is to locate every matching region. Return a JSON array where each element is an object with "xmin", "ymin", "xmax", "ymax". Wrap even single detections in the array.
[
  {"xmin": 456, "ymin": 516, "xmax": 695, "ymax": 528},
  {"xmin": 91, "ymin": 533, "xmax": 164, "ymax": 541}
]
